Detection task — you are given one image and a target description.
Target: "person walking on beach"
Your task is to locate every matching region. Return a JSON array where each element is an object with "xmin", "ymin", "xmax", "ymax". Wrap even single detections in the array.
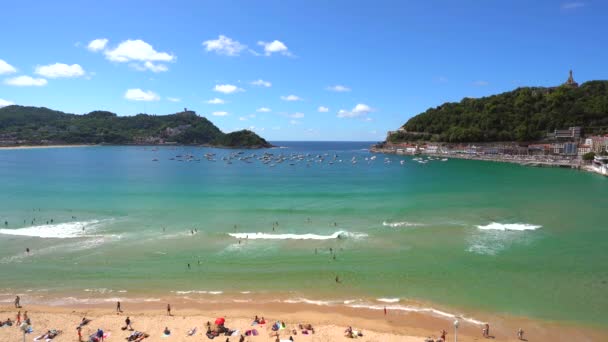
[
  {"xmin": 125, "ymin": 316, "xmax": 133, "ymax": 330},
  {"xmin": 482, "ymin": 323, "xmax": 490, "ymax": 338},
  {"xmin": 167, "ymin": 303, "xmax": 172, "ymax": 316},
  {"xmin": 517, "ymin": 328, "xmax": 524, "ymax": 340},
  {"xmin": 383, "ymin": 306, "xmax": 387, "ymax": 316},
  {"xmin": 77, "ymin": 326, "xmax": 82, "ymax": 342},
  {"xmin": 116, "ymin": 301, "xmax": 122, "ymax": 313},
  {"xmin": 16, "ymin": 310, "xmax": 21, "ymax": 325},
  {"xmin": 14, "ymin": 295, "xmax": 20, "ymax": 308},
  {"xmin": 441, "ymin": 329, "xmax": 447, "ymax": 341}
]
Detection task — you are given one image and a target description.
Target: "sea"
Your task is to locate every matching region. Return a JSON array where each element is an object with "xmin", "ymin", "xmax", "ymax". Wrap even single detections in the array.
[{"xmin": 0, "ymin": 142, "xmax": 606, "ymax": 327}]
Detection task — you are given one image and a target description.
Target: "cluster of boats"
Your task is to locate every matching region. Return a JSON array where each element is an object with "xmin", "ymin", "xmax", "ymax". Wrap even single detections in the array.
[{"xmin": 151, "ymin": 149, "xmax": 449, "ymax": 167}]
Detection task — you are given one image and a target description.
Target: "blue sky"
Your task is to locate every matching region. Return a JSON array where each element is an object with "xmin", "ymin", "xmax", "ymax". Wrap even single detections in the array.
[{"xmin": 0, "ymin": 0, "xmax": 606, "ymax": 141}]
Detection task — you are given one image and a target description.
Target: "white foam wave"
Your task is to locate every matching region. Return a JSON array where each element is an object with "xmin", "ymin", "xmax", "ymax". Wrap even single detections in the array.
[
  {"xmin": 476, "ymin": 222, "xmax": 541, "ymax": 231},
  {"xmin": 228, "ymin": 231, "xmax": 367, "ymax": 240},
  {"xmin": 382, "ymin": 221, "xmax": 423, "ymax": 228},
  {"xmin": 284, "ymin": 298, "xmax": 334, "ymax": 306},
  {"xmin": 0, "ymin": 220, "xmax": 106, "ymax": 238},
  {"xmin": 348, "ymin": 303, "xmax": 484, "ymax": 325},
  {"xmin": 377, "ymin": 298, "xmax": 400, "ymax": 303},
  {"xmin": 172, "ymin": 290, "xmax": 223, "ymax": 295}
]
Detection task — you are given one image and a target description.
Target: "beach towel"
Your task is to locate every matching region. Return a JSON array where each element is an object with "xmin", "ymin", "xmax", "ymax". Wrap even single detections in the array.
[{"xmin": 231, "ymin": 330, "xmax": 239, "ymax": 336}]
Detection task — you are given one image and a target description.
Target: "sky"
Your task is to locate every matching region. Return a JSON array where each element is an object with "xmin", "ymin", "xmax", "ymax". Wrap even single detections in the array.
[{"xmin": 0, "ymin": 0, "xmax": 607, "ymax": 141}]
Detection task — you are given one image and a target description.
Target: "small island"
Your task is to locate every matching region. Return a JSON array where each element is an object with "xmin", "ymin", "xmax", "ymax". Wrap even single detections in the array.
[
  {"xmin": 0, "ymin": 105, "xmax": 272, "ymax": 149},
  {"xmin": 373, "ymin": 71, "xmax": 608, "ymax": 176}
]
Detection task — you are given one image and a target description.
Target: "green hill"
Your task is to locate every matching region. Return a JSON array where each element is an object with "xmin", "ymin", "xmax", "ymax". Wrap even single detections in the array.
[
  {"xmin": 389, "ymin": 81, "xmax": 608, "ymax": 143},
  {"xmin": 0, "ymin": 105, "xmax": 272, "ymax": 148}
]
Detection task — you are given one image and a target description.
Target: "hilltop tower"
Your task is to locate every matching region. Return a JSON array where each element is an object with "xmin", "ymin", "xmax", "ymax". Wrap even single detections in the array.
[{"xmin": 564, "ymin": 70, "xmax": 579, "ymax": 88}]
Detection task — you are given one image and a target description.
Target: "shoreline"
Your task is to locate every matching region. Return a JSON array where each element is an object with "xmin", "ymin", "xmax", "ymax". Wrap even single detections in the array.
[
  {"xmin": 370, "ymin": 146, "xmax": 608, "ymax": 177},
  {"xmin": 0, "ymin": 144, "xmax": 94, "ymax": 150},
  {"xmin": 1, "ymin": 300, "xmax": 606, "ymax": 342}
]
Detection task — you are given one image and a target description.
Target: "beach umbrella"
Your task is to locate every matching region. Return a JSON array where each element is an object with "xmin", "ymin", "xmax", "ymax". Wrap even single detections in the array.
[{"xmin": 215, "ymin": 317, "xmax": 225, "ymax": 325}]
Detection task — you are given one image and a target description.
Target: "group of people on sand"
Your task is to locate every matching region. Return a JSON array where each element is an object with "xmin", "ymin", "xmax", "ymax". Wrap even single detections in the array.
[{"xmin": 424, "ymin": 323, "xmax": 526, "ymax": 342}]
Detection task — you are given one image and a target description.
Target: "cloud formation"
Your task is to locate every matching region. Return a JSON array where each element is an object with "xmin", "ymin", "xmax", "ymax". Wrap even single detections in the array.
[
  {"xmin": 317, "ymin": 106, "xmax": 329, "ymax": 113},
  {"xmin": 213, "ymin": 84, "xmax": 243, "ymax": 94},
  {"xmin": 99, "ymin": 39, "xmax": 174, "ymax": 72},
  {"xmin": 124, "ymin": 88, "xmax": 160, "ymax": 101},
  {"xmin": 289, "ymin": 112, "xmax": 305, "ymax": 118},
  {"xmin": 280, "ymin": 94, "xmax": 301, "ymax": 101},
  {"xmin": 167, "ymin": 97, "xmax": 181, "ymax": 102},
  {"xmin": 35, "ymin": 63, "xmax": 85, "ymax": 78},
  {"xmin": 87, "ymin": 38, "xmax": 108, "ymax": 52},
  {"xmin": 256, "ymin": 107, "xmax": 271, "ymax": 113},
  {"xmin": 212, "ymin": 111, "xmax": 229, "ymax": 116},
  {"xmin": 4, "ymin": 75, "xmax": 47, "ymax": 87},
  {"xmin": 251, "ymin": 79, "xmax": 272, "ymax": 87},
  {"xmin": 257, "ymin": 40, "xmax": 291, "ymax": 56},
  {"xmin": 203, "ymin": 35, "xmax": 246, "ymax": 56},
  {"xmin": 326, "ymin": 85, "xmax": 351, "ymax": 92},
  {"xmin": 0, "ymin": 98, "xmax": 14, "ymax": 107},
  {"xmin": 0, "ymin": 59, "xmax": 17, "ymax": 75},
  {"xmin": 207, "ymin": 98, "xmax": 225, "ymax": 104},
  {"xmin": 337, "ymin": 103, "xmax": 373, "ymax": 118}
]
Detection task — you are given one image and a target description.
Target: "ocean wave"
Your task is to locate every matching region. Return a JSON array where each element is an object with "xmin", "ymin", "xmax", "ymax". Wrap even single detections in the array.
[
  {"xmin": 172, "ymin": 290, "xmax": 223, "ymax": 295},
  {"xmin": 282, "ymin": 297, "xmax": 484, "ymax": 325},
  {"xmin": 228, "ymin": 231, "xmax": 367, "ymax": 240},
  {"xmin": 476, "ymin": 222, "xmax": 541, "ymax": 231},
  {"xmin": 382, "ymin": 221, "xmax": 423, "ymax": 228},
  {"xmin": 377, "ymin": 298, "xmax": 400, "ymax": 303},
  {"xmin": 348, "ymin": 303, "xmax": 484, "ymax": 325},
  {"xmin": 0, "ymin": 219, "xmax": 107, "ymax": 238}
]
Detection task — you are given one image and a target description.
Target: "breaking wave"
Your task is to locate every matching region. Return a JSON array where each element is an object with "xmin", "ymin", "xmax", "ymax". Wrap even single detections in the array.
[
  {"xmin": 476, "ymin": 222, "xmax": 542, "ymax": 231},
  {"xmin": 228, "ymin": 231, "xmax": 367, "ymax": 240},
  {"xmin": 382, "ymin": 221, "xmax": 423, "ymax": 228},
  {"xmin": 0, "ymin": 220, "xmax": 107, "ymax": 238}
]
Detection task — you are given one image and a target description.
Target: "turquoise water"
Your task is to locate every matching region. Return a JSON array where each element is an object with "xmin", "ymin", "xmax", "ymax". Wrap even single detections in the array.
[{"xmin": 0, "ymin": 142, "xmax": 607, "ymax": 326}]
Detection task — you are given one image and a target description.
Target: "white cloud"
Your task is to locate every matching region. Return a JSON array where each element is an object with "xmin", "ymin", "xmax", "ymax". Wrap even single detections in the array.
[
  {"xmin": 213, "ymin": 84, "xmax": 243, "ymax": 94},
  {"xmin": 105, "ymin": 39, "xmax": 174, "ymax": 63},
  {"xmin": 473, "ymin": 80, "xmax": 489, "ymax": 86},
  {"xmin": 249, "ymin": 114, "xmax": 256, "ymax": 118},
  {"xmin": 203, "ymin": 35, "xmax": 246, "ymax": 56},
  {"xmin": 87, "ymin": 38, "xmax": 108, "ymax": 52},
  {"xmin": 167, "ymin": 97, "xmax": 181, "ymax": 102},
  {"xmin": 212, "ymin": 111, "xmax": 229, "ymax": 116},
  {"xmin": 337, "ymin": 103, "xmax": 373, "ymax": 118},
  {"xmin": 289, "ymin": 112, "xmax": 305, "ymax": 119},
  {"xmin": 239, "ymin": 116, "xmax": 247, "ymax": 121},
  {"xmin": 4, "ymin": 75, "xmax": 47, "ymax": 87},
  {"xmin": 35, "ymin": 63, "xmax": 85, "ymax": 78},
  {"xmin": 272, "ymin": 126, "xmax": 281, "ymax": 130},
  {"xmin": 257, "ymin": 40, "xmax": 291, "ymax": 56},
  {"xmin": 207, "ymin": 98, "xmax": 226, "ymax": 104},
  {"xmin": 317, "ymin": 106, "xmax": 329, "ymax": 113},
  {"xmin": 124, "ymin": 88, "xmax": 160, "ymax": 101},
  {"xmin": 561, "ymin": 2, "xmax": 585, "ymax": 9},
  {"xmin": 326, "ymin": 85, "xmax": 351, "ymax": 92},
  {"xmin": 281, "ymin": 94, "xmax": 302, "ymax": 101},
  {"xmin": 0, "ymin": 98, "xmax": 14, "ymax": 107},
  {"xmin": 289, "ymin": 119, "xmax": 300, "ymax": 125},
  {"xmin": 256, "ymin": 107, "xmax": 271, "ymax": 113},
  {"xmin": 140, "ymin": 61, "xmax": 168, "ymax": 73},
  {"xmin": 0, "ymin": 59, "xmax": 17, "ymax": 75},
  {"xmin": 251, "ymin": 79, "xmax": 271, "ymax": 87}
]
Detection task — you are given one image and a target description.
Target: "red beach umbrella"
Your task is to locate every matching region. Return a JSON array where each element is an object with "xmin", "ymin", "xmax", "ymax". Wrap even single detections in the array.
[{"xmin": 215, "ymin": 317, "xmax": 225, "ymax": 325}]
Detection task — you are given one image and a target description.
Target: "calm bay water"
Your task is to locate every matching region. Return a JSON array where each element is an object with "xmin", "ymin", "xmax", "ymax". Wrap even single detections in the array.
[{"xmin": 0, "ymin": 142, "xmax": 606, "ymax": 326}]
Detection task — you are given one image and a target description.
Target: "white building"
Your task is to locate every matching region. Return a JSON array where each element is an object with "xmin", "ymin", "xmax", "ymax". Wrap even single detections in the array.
[{"xmin": 592, "ymin": 156, "xmax": 608, "ymax": 176}]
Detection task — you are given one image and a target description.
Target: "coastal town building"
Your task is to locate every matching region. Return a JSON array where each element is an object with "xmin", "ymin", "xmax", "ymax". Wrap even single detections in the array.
[
  {"xmin": 549, "ymin": 126, "xmax": 582, "ymax": 140},
  {"xmin": 592, "ymin": 156, "xmax": 608, "ymax": 176}
]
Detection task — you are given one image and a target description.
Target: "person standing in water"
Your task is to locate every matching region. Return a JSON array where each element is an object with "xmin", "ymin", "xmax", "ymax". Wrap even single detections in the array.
[
  {"xmin": 116, "ymin": 301, "xmax": 122, "ymax": 313},
  {"xmin": 517, "ymin": 328, "xmax": 524, "ymax": 340},
  {"xmin": 167, "ymin": 304, "xmax": 172, "ymax": 316},
  {"xmin": 14, "ymin": 296, "xmax": 20, "ymax": 308}
]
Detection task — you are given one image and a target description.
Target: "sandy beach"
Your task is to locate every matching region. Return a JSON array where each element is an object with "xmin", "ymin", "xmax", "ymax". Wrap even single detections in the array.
[{"xmin": 1, "ymin": 300, "xmax": 606, "ymax": 342}]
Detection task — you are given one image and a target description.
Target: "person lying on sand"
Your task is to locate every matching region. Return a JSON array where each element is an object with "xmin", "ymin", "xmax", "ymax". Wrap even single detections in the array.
[
  {"xmin": 34, "ymin": 329, "xmax": 61, "ymax": 341},
  {"xmin": 163, "ymin": 327, "xmax": 171, "ymax": 336},
  {"xmin": 126, "ymin": 331, "xmax": 149, "ymax": 341},
  {"xmin": 0, "ymin": 318, "xmax": 13, "ymax": 327},
  {"xmin": 298, "ymin": 323, "xmax": 315, "ymax": 334}
]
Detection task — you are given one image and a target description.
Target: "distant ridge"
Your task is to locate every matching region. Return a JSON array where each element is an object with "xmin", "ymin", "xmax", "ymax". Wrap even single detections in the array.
[
  {"xmin": 0, "ymin": 105, "xmax": 272, "ymax": 148},
  {"xmin": 388, "ymin": 80, "xmax": 608, "ymax": 143}
]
